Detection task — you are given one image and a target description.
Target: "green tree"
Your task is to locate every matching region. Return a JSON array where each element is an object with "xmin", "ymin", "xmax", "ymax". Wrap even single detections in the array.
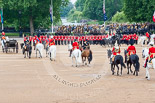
[
  {"xmin": 2, "ymin": 0, "xmax": 69, "ymax": 34},
  {"xmin": 60, "ymin": 2, "xmax": 74, "ymax": 17},
  {"xmin": 75, "ymin": 0, "xmax": 86, "ymax": 11},
  {"xmin": 83, "ymin": 0, "xmax": 124, "ymax": 21},
  {"xmin": 123, "ymin": 0, "xmax": 155, "ymax": 22},
  {"xmin": 67, "ymin": 9, "xmax": 83, "ymax": 22},
  {"xmin": 112, "ymin": 11, "xmax": 128, "ymax": 23}
]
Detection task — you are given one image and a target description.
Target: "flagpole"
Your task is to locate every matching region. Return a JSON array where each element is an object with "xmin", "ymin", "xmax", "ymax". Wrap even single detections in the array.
[
  {"xmin": 1, "ymin": 8, "xmax": 3, "ymax": 31},
  {"xmin": 51, "ymin": 0, "xmax": 53, "ymax": 33},
  {"xmin": 103, "ymin": 0, "xmax": 105, "ymax": 28}
]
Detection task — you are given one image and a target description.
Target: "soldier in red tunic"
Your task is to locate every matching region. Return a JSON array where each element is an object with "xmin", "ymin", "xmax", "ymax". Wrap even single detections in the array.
[
  {"xmin": 57, "ymin": 35, "xmax": 60, "ymax": 45},
  {"xmin": 126, "ymin": 41, "xmax": 136, "ymax": 61},
  {"xmin": 69, "ymin": 39, "xmax": 79, "ymax": 57},
  {"xmin": 49, "ymin": 38, "xmax": 55, "ymax": 46},
  {"xmin": 127, "ymin": 42, "xmax": 136, "ymax": 56},
  {"xmin": 146, "ymin": 32, "xmax": 150, "ymax": 44},
  {"xmin": 2, "ymin": 31, "xmax": 5, "ymax": 36},
  {"xmin": 146, "ymin": 32, "xmax": 150, "ymax": 39},
  {"xmin": 72, "ymin": 39, "xmax": 79, "ymax": 50},
  {"xmin": 110, "ymin": 43, "xmax": 121, "ymax": 64},
  {"xmin": 144, "ymin": 42, "xmax": 155, "ymax": 68},
  {"xmin": 29, "ymin": 36, "xmax": 32, "ymax": 45}
]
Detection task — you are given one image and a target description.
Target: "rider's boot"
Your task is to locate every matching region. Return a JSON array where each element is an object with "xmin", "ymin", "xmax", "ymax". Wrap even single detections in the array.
[
  {"xmin": 110, "ymin": 58, "xmax": 112, "ymax": 64},
  {"xmin": 149, "ymin": 58, "xmax": 152, "ymax": 63},
  {"xmin": 144, "ymin": 59, "xmax": 148, "ymax": 68},
  {"xmin": 69, "ymin": 50, "xmax": 72, "ymax": 57}
]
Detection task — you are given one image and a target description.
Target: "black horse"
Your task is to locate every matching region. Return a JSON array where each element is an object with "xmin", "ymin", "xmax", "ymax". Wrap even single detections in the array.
[
  {"xmin": 21, "ymin": 43, "xmax": 32, "ymax": 58},
  {"xmin": 124, "ymin": 50, "xmax": 140, "ymax": 76},
  {"xmin": 107, "ymin": 49, "xmax": 126, "ymax": 75}
]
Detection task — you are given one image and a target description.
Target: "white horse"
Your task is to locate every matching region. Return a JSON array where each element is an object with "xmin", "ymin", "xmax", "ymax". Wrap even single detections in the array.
[
  {"xmin": 142, "ymin": 48, "xmax": 149, "ymax": 59},
  {"xmin": 71, "ymin": 49, "xmax": 82, "ymax": 67},
  {"xmin": 35, "ymin": 43, "xmax": 44, "ymax": 58},
  {"xmin": 138, "ymin": 36, "xmax": 147, "ymax": 46},
  {"xmin": 48, "ymin": 45, "xmax": 56, "ymax": 61},
  {"xmin": 1, "ymin": 36, "xmax": 9, "ymax": 52},
  {"xmin": 142, "ymin": 48, "xmax": 155, "ymax": 80},
  {"xmin": 150, "ymin": 34, "xmax": 155, "ymax": 40},
  {"xmin": 142, "ymin": 48, "xmax": 149, "ymax": 67}
]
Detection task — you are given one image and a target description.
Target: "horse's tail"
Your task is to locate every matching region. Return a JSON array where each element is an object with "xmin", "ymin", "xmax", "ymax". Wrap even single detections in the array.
[
  {"xmin": 88, "ymin": 50, "xmax": 93, "ymax": 62},
  {"xmin": 22, "ymin": 48, "xmax": 25, "ymax": 54},
  {"xmin": 77, "ymin": 50, "xmax": 82, "ymax": 63},
  {"xmin": 29, "ymin": 45, "xmax": 32, "ymax": 54},
  {"xmin": 135, "ymin": 56, "xmax": 140, "ymax": 71},
  {"xmin": 121, "ymin": 56, "xmax": 126, "ymax": 68},
  {"xmin": 135, "ymin": 62, "xmax": 140, "ymax": 72}
]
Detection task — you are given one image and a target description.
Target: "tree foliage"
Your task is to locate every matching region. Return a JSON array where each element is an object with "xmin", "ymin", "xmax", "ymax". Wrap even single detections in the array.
[
  {"xmin": 83, "ymin": 0, "xmax": 124, "ymax": 21},
  {"xmin": 67, "ymin": 9, "xmax": 83, "ymax": 22},
  {"xmin": 112, "ymin": 11, "xmax": 128, "ymax": 23},
  {"xmin": 2, "ymin": 0, "xmax": 69, "ymax": 34},
  {"xmin": 60, "ymin": 2, "xmax": 74, "ymax": 17},
  {"xmin": 75, "ymin": 0, "xmax": 86, "ymax": 11},
  {"xmin": 123, "ymin": 0, "xmax": 155, "ymax": 22}
]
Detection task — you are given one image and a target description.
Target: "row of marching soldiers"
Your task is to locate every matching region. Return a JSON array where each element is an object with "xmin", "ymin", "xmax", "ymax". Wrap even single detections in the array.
[
  {"xmin": 121, "ymin": 33, "xmax": 139, "ymax": 45},
  {"xmin": 24, "ymin": 35, "xmax": 109, "ymax": 46},
  {"xmin": 23, "ymin": 33, "xmax": 139, "ymax": 46}
]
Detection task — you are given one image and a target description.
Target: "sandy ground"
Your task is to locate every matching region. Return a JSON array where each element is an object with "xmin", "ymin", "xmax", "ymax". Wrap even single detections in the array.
[{"xmin": 1, "ymin": 38, "xmax": 155, "ymax": 103}]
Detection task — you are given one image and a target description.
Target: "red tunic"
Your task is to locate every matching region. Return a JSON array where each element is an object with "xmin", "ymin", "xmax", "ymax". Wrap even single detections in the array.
[
  {"xmin": 49, "ymin": 39, "xmax": 55, "ymax": 46},
  {"xmin": 29, "ymin": 36, "xmax": 32, "ymax": 41},
  {"xmin": 106, "ymin": 35, "xmax": 108, "ymax": 38},
  {"xmin": 2, "ymin": 36, "xmax": 6, "ymax": 40},
  {"xmin": 68, "ymin": 36, "xmax": 70, "ymax": 41},
  {"xmin": 136, "ymin": 36, "xmax": 138, "ymax": 40},
  {"xmin": 149, "ymin": 47, "xmax": 155, "ymax": 58},
  {"xmin": 41, "ymin": 36, "xmax": 43, "ymax": 39},
  {"xmin": 112, "ymin": 47, "xmax": 121, "ymax": 55},
  {"xmin": 55, "ymin": 36, "xmax": 57, "ymax": 41},
  {"xmin": 58, "ymin": 36, "xmax": 60, "ymax": 41},
  {"xmin": 127, "ymin": 46, "xmax": 136, "ymax": 55},
  {"xmin": 2, "ymin": 32, "xmax": 5, "ymax": 36},
  {"xmin": 72, "ymin": 42, "xmax": 79, "ymax": 50},
  {"xmin": 71, "ymin": 36, "xmax": 74, "ymax": 41},
  {"xmin": 24, "ymin": 37, "xmax": 27, "ymax": 42},
  {"xmin": 146, "ymin": 32, "xmax": 150, "ymax": 38}
]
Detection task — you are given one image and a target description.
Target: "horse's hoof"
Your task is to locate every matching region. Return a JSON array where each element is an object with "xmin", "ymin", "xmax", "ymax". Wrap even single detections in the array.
[
  {"xmin": 147, "ymin": 78, "xmax": 150, "ymax": 80},
  {"xmin": 127, "ymin": 72, "xmax": 129, "ymax": 74},
  {"xmin": 87, "ymin": 64, "xmax": 91, "ymax": 67}
]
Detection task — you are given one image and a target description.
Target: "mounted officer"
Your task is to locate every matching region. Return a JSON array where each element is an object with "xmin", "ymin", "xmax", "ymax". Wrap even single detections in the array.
[
  {"xmin": 82, "ymin": 40, "xmax": 90, "ymax": 50},
  {"xmin": 144, "ymin": 42, "xmax": 155, "ymax": 68},
  {"xmin": 110, "ymin": 43, "xmax": 121, "ymax": 64}
]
